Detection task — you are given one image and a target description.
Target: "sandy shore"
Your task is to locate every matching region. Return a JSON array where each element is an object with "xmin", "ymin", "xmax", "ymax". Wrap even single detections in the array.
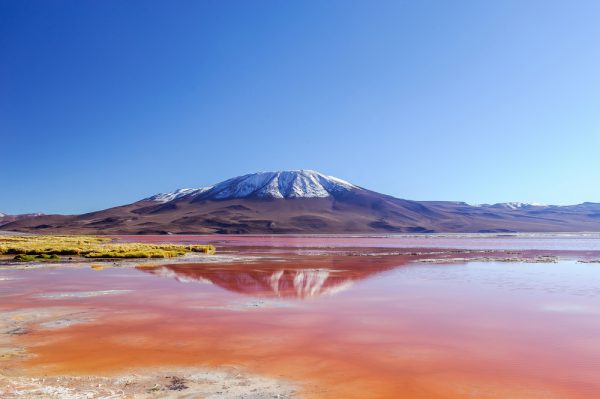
[
  {"xmin": 1, "ymin": 367, "xmax": 298, "ymax": 398},
  {"xmin": 0, "ymin": 252, "xmax": 265, "ymax": 271}
]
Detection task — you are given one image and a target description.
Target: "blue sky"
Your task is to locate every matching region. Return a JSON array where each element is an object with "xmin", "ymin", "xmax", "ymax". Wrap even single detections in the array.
[{"xmin": 1, "ymin": 0, "xmax": 599, "ymax": 214}]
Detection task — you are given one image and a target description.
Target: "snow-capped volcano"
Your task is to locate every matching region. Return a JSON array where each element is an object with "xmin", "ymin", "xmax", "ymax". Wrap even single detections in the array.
[
  {"xmin": 148, "ymin": 170, "xmax": 358, "ymax": 202},
  {"xmin": 6, "ymin": 170, "xmax": 600, "ymax": 234}
]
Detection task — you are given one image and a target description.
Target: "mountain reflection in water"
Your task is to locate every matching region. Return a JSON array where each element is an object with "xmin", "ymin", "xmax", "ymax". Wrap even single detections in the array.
[{"xmin": 137, "ymin": 256, "xmax": 406, "ymax": 299}]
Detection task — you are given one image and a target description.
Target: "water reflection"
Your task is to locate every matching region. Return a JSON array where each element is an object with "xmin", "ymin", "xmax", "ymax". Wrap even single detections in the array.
[{"xmin": 137, "ymin": 256, "xmax": 406, "ymax": 299}]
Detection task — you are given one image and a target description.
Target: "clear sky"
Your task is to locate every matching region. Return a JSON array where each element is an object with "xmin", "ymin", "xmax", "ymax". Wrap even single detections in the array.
[{"xmin": 1, "ymin": 0, "xmax": 599, "ymax": 214}]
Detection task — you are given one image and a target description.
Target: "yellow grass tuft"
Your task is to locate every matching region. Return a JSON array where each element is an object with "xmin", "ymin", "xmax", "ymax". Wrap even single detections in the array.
[{"xmin": 0, "ymin": 235, "xmax": 215, "ymax": 261}]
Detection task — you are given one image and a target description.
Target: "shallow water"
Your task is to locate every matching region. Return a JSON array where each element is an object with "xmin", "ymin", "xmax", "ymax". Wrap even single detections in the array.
[
  {"xmin": 1, "ymin": 236, "xmax": 600, "ymax": 398},
  {"xmin": 118, "ymin": 232, "xmax": 600, "ymax": 251}
]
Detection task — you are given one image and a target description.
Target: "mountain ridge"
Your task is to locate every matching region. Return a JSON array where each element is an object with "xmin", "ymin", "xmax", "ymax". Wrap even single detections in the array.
[{"xmin": 3, "ymin": 170, "xmax": 600, "ymax": 234}]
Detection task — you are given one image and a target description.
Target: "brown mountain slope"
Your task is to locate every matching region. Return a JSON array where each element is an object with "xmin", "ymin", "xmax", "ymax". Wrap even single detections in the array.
[
  {"xmin": 4, "ymin": 171, "xmax": 600, "ymax": 234},
  {"xmin": 4, "ymin": 190, "xmax": 600, "ymax": 234}
]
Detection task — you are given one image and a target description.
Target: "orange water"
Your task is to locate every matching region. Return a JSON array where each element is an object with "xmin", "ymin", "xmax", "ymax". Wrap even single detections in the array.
[{"xmin": 2, "ymin": 240, "xmax": 600, "ymax": 398}]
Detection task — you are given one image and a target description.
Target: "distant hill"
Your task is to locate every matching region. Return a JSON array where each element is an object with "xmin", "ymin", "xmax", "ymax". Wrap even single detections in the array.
[
  {"xmin": 0, "ymin": 213, "xmax": 44, "ymax": 228},
  {"xmin": 4, "ymin": 170, "xmax": 600, "ymax": 234}
]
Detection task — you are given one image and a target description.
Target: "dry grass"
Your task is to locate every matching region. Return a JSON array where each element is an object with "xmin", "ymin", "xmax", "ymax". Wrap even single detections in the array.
[{"xmin": 0, "ymin": 235, "xmax": 215, "ymax": 260}]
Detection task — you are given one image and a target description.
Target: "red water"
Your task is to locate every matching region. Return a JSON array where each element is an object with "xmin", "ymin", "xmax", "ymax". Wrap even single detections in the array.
[{"xmin": 2, "ymin": 237, "xmax": 600, "ymax": 398}]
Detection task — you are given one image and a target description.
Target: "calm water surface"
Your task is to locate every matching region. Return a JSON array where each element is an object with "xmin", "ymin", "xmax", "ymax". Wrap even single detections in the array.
[
  {"xmin": 119, "ymin": 233, "xmax": 600, "ymax": 251},
  {"xmin": 1, "ymin": 236, "xmax": 600, "ymax": 398}
]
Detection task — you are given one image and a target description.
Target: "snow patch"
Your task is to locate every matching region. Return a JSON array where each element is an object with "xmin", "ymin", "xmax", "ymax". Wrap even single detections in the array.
[
  {"xmin": 207, "ymin": 170, "xmax": 357, "ymax": 200},
  {"xmin": 146, "ymin": 187, "xmax": 212, "ymax": 203},
  {"xmin": 475, "ymin": 202, "xmax": 548, "ymax": 210}
]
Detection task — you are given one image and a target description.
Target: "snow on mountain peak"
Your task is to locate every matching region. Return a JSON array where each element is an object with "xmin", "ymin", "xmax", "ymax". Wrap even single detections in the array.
[
  {"xmin": 147, "ymin": 170, "xmax": 358, "ymax": 202},
  {"xmin": 475, "ymin": 202, "xmax": 547, "ymax": 210},
  {"xmin": 498, "ymin": 202, "xmax": 546, "ymax": 209},
  {"xmin": 146, "ymin": 187, "xmax": 212, "ymax": 203},
  {"xmin": 209, "ymin": 170, "xmax": 356, "ymax": 200}
]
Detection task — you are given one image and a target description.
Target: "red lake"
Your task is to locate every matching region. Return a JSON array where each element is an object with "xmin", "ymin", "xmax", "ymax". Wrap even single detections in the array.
[{"xmin": 1, "ymin": 235, "xmax": 599, "ymax": 398}]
